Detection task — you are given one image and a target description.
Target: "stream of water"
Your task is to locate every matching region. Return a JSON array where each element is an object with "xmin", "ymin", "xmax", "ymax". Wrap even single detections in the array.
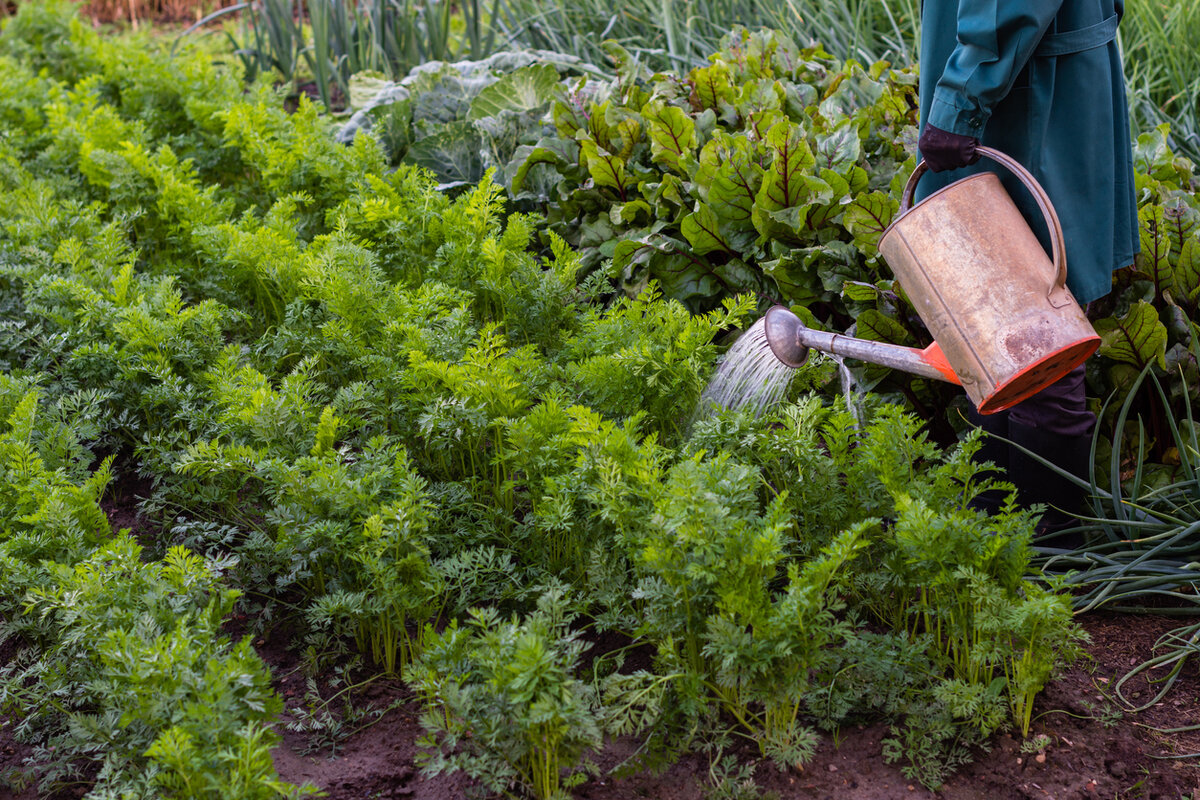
[
  {"xmin": 695, "ymin": 317, "xmax": 868, "ymax": 423},
  {"xmin": 830, "ymin": 353, "xmax": 865, "ymax": 424},
  {"xmin": 694, "ymin": 317, "xmax": 796, "ymax": 419}
]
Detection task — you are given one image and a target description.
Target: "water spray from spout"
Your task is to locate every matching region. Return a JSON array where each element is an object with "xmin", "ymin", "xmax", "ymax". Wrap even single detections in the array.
[
  {"xmin": 694, "ymin": 317, "xmax": 795, "ymax": 420},
  {"xmin": 829, "ymin": 354, "xmax": 864, "ymax": 425}
]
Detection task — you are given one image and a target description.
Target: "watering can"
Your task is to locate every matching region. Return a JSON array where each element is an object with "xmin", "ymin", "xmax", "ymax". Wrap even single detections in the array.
[{"xmin": 765, "ymin": 147, "xmax": 1100, "ymax": 415}]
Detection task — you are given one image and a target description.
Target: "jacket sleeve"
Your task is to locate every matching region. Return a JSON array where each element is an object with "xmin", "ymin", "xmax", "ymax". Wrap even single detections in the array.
[{"xmin": 926, "ymin": 0, "xmax": 1066, "ymax": 137}]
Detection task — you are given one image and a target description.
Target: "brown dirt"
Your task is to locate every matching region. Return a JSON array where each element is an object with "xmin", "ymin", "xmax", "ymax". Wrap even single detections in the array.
[
  {"xmin": 262, "ymin": 610, "xmax": 1200, "ymax": 800},
  {"xmin": 99, "ymin": 473, "xmax": 157, "ymax": 549}
]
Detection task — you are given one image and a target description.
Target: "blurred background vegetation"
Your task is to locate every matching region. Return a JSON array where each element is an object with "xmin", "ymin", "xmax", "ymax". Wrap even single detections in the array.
[{"xmin": 20, "ymin": 0, "xmax": 1196, "ymax": 161}]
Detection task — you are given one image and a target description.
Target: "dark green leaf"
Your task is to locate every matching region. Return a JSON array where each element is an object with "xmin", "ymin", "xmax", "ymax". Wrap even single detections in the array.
[
  {"xmin": 842, "ymin": 281, "xmax": 880, "ymax": 303},
  {"xmin": 695, "ymin": 135, "xmax": 762, "ymax": 231},
  {"xmin": 1095, "ymin": 300, "xmax": 1168, "ymax": 369},
  {"xmin": 843, "ymin": 191, "xmax": 899, "ymax": 259},
  {"xmin": 734, "ymin": 77, "xmax": 784, "ymax": 119},
  {"xmin": 760, "ymin": 244, "xmax": 853, "ymax": 305},
  {"xmin": 580, "ymin": 140, "xmax": 630, "ymax": 197},
  {"xmin": 612, "ymin": 234, "xmax": 723, "ymax": 306},
  {"xmin": 1173, "ymin": 236, "xmax": 1200, "ymax": 306},
  {"xmin": 688, "ymin": 63, "xmax": 735, "ymax": 111},
  {"xmin": 643, "ymin": 102, "xmax": 696, "ymax": 174},
  {"xmin": 553, "ymin": 96, "xmax": 587, "ymax": 138},
  {"xmin": 856, "ymin": 309, "xmax": 908, "ymax": 344},
  {"xmin": 681, "ymin": 206, "xmax": 733, "ymax": 256},
  {"xmin": 815, "ymin": 120, "xmax": 860, "ymax": 172},
  {"xmin": 754, "ymin": 121, "xmax": 816, "ymax": 213},
  {"xmin": 611, "ymin": 200, "xmax": 653, "ymax": 225},
  {"xmin": 1163, "ymin": 198, "xmax": 1199, "ymax": 265},
  {"xmin": 641, "ymin": 174, "xmax": 688, "ymax": 215},
  {"xmin": 1136, "ymin": 204, "xmax": 1173, "ymax": 296}
]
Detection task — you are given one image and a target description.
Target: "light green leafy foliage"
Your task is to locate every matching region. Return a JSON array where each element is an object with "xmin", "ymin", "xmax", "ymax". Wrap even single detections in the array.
[
  {"xmin": 0, "ymin": 0, "xmax": 102, "ymax": 84},
  {"xmin": 0, "ymin": 6, "xmax": 1089, "ymax": 793},
  {"xmin": 1, "ymin": 533, "xmax": 297, "ymax": 798},
  {"xmin": 175, "ymin": 412, "xmax": 444, "ymax": 674},
  {"xmin": 0, "ymin": 310, "xmax": 289, "ymax": 800},
  {"xmin": 563, "ymin": 288, "xmax": 756, "ymax": 438},
  {"xmin": 0, "ymin": 383, "xmax": 299, "ymax": 799},
  {"xmin": 0, "ymin": 385, "xmax": 113, "ymax": 618},
  {"xmin": 647, "ymin": 409, "xmax": 1048, "ymax": 788},
  {"xmin": 406, "ymin": 589, "xmax": 603, "ymax": 800}
]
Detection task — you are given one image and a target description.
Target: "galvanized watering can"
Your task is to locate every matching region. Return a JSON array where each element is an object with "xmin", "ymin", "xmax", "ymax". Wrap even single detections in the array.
[{"xmin": 765, "ymin": 147, "xmax": 1100, "ymax": 415}]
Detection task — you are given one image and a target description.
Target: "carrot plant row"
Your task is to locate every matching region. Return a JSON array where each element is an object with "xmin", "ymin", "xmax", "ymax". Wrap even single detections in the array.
[{"xmin": 0, "ymin": 4, "xmax": 1094, "ymax": 797}]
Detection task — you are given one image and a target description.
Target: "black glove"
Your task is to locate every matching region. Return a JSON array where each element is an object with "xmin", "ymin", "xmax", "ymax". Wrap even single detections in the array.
[{"xmin": 918, "ymin": 124, "xmax": 981, "ymax": 172}]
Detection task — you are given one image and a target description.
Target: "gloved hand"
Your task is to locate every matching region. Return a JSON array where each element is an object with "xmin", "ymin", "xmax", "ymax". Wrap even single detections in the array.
[{"xmin": 918, "ymin": 124, "xmax": 981, "ymax": 172}]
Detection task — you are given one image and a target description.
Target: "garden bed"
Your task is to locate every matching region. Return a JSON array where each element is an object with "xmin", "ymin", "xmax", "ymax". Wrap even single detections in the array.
[
  {"xmin": 9, "ymin": 600, "xmax": 1190, "ymax": 800},
  {"xmin": 253, "ymin": 610, "xmax": 1200, "ymax": 800},
  {"xmin": 1, "ymin": 5, "xmax": 1198, "ymax": 799},
  {"xmin": 260, "ymin": 610, "xmax": 1200, "ymax": 800}
]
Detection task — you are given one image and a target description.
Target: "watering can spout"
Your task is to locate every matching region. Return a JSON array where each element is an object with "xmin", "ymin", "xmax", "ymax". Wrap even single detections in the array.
[{"xmin": 763, "ymin": 306, "xmax": 961, "ymax": 385}]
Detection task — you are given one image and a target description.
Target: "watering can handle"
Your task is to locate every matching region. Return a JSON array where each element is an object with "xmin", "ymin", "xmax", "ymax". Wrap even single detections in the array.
[{"xmin": 899, "ymin": 146, "xmax": 1073, "ymax": 309}]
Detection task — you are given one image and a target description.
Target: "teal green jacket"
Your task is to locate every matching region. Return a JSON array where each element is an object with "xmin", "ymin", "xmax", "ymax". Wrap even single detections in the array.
[{"xmin": 916, "ymin": 0, "xmax": 1138, "ymax": 304}]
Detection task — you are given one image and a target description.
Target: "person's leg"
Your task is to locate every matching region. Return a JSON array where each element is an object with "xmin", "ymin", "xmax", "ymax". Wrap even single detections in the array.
[
  {"xmin": 1005, "ymin": 364, "xmax": 1094, "ymax": 540},
  {"xmin": 966, "ymin": 364, "xmax": 1093, "ymax": 543}
]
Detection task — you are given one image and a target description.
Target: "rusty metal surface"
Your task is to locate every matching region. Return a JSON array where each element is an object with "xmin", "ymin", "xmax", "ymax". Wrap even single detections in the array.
[{"xmin": 879, "ymin": 163, "xmax": 1099, "ymax": 414}]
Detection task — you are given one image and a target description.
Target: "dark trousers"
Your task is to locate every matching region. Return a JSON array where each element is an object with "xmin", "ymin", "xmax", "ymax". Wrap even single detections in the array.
[
  {"xmin": 1001, "ymin": 363, "xmax": 1094, "ymax": 437},
  {"xmin": 969, "ymin": 363, "xmax": 1094, "ymax": 533}
]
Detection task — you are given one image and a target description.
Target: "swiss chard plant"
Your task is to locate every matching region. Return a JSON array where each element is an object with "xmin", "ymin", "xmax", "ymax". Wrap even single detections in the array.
[
  {"xmin": 507, "ymin": 31, "xmax": 917, "ymax": 313},
  {"xmin": 1084, "ymin": 126, "xmax": 1200, "ymax": 479}
]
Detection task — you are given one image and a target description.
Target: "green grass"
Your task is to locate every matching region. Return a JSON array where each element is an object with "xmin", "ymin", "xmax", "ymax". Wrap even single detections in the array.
[
  {"xmin": 1121, "ymin": 0, "xmax": 1200, "ymax": 161},
  {"xmin": 495, "ymin": 0, "xmax": 919, "ymax": 70}
]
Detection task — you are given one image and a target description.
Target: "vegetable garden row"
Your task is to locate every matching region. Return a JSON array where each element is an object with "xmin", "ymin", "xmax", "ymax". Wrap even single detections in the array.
[{"xmin": 0, "ymin": 3, "xmax": 1197, "ymax": 798}]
